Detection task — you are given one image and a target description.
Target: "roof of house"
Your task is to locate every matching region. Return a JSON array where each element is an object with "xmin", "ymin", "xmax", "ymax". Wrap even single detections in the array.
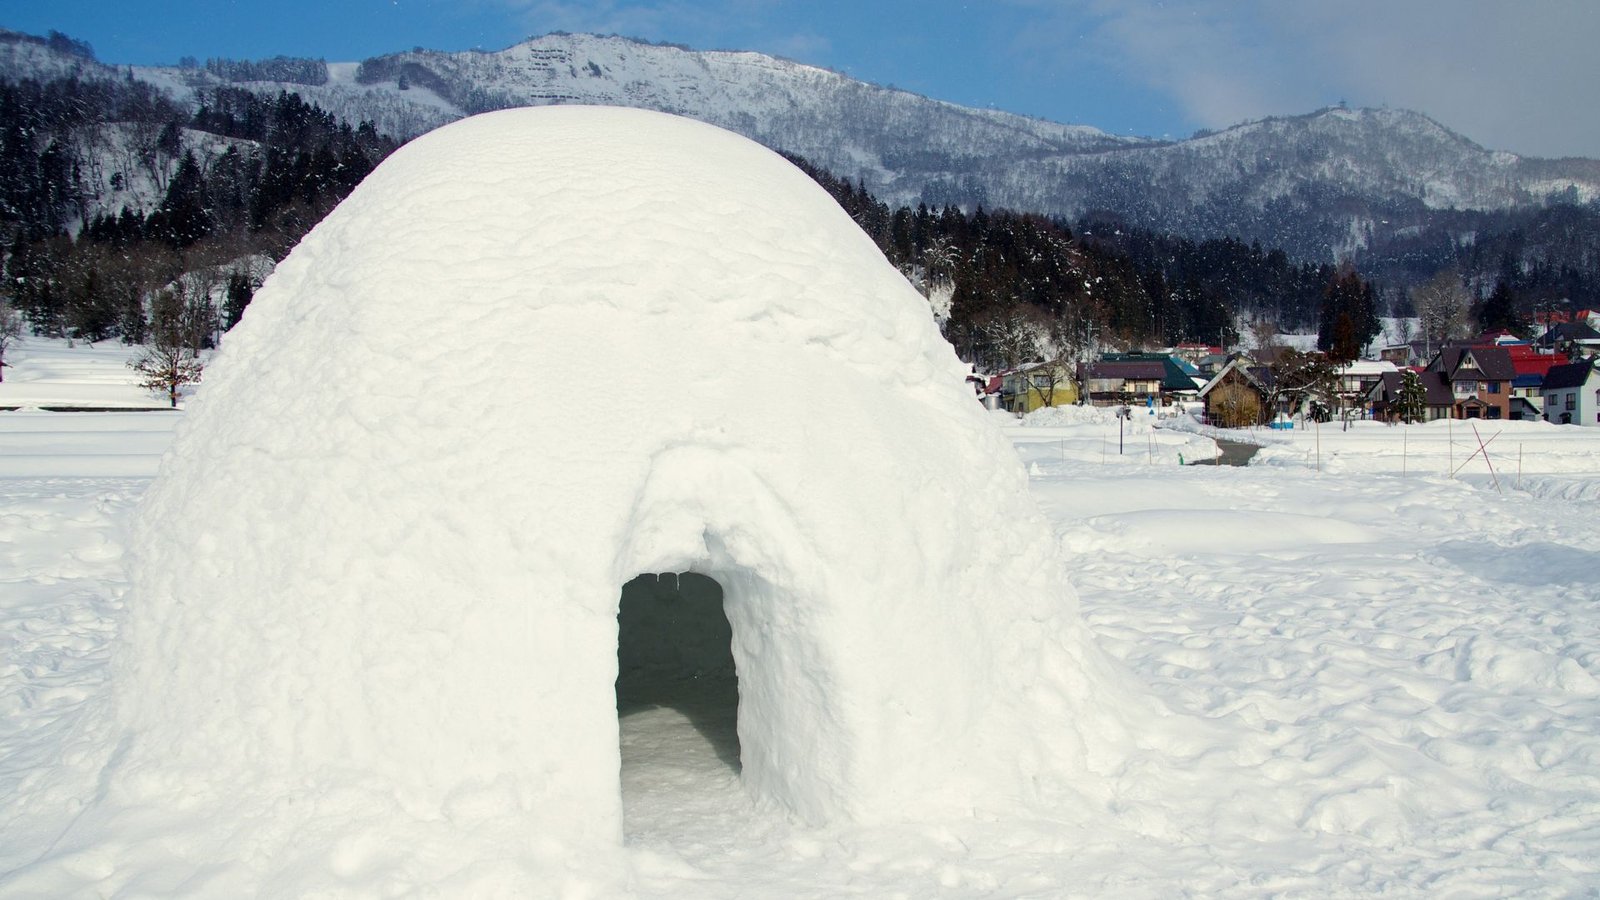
[
  {"xmin": 1337, "ymin": 360, "xmax": 1399, "ymax": 378},
  {"xmin": 1431, "ymin": 346, "xmax": 1515, "ymax": 381},
  {"xmin": 1504, "ymin": 345, "xmax": 1569, "ymax": 377},
  {"xmin": 1248, "ymin": 345, "xmax": 1294, "ymax": 367},
  {"xmin": 1198, "ymin": 356, "xmax": 1267, "ymax": 398},
  {"xmin": 1420, "ymin": 371, "xmax": 1458, "ymax": 405},
  {"xmin": 1083, "ymin": 354, "xmax": 1196, "ymax": 391},
  {"xmin": 1539, "ymin": 321, "xmax": 1600, "ymax": 346},
  {"xmin": 1373, "ymin": 370, "xmax": 1455, "ymax": 406},
  {"xmin": 1084, "ymin": 360, "xmax": 1167, "ymax": 380},
  {"xmin": 1541, "ymin": 359, "xmax": 1599, "ymax": 391},
  {"xmin": 1510, "ymin": 396, "xmax": 1542, "ymax": 415}
]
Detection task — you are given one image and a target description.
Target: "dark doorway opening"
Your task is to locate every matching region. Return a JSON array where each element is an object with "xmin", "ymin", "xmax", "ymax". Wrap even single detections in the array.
[{"xmin": 616, "ymin": 572, "xmax": 742, "ymax": 833}]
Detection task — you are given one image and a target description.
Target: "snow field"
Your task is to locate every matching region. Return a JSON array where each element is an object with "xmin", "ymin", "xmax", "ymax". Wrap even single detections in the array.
[
  {"xmin": 0, "ymin": 335, "xmax": 176, "ymax": 411},
  {"xmin": 1242, "ymin": 417, "xmax": 1600, "ymax": 479},
  {"xmin": 3, "ymin": 406, "xmax": 1599, "ymax": 895}
]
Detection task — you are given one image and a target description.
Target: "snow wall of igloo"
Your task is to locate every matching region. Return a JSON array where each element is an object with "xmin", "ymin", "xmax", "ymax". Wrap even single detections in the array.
[{"xmin": 92, "ymin": 106, "xmax": 1147, "ymax": 884}]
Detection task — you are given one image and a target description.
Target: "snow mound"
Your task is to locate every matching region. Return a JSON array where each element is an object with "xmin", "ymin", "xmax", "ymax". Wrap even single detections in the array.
[{"xmin": 23, "ymin": 107, "xmax": 1148, "ymax": 893}]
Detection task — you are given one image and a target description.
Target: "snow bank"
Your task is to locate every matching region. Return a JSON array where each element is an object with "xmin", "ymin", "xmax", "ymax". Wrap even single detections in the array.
[
  {"xmin": 4, "ymin": 107, "xmax": 1149, "ymax": 894},
  {"xmin": 8, "ymin": 413, "xmax": 1600, "ymax": 894}
]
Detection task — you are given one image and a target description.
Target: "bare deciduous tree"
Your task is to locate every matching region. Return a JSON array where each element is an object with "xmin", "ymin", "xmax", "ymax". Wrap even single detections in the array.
[
  {"xmin": 1209, "ymin": 379, "xmax": 1262, "ymax": 428},
  {"xmin": 0, "ymin": 298, "xmax": 21, "ymax": 382},
  {"xmin": 128, "ymin": 289, "xmax": 203, "ymax": 407},
  {"xmin": 979, "ymin": 305, "xmax": 1047, "ymax": 372},
  {"xmin": 1247, "ymin": 316, "xmax": 1282, "ymax": 353},
  {"xmin": 1411, "ymin": 268, "xmax": 1470, "ymax": 355}
]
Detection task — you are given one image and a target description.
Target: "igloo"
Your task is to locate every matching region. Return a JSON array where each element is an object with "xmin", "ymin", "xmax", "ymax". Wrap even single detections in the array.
[{"xmin": 89, "ymin": 107, "xmax": 1144, "ymax": 885}]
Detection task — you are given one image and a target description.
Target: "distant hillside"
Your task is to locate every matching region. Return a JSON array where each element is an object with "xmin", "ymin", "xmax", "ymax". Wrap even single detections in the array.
[{"xmin": 5, "ymin": 28, "xmax": 1600, "ymax": 264}]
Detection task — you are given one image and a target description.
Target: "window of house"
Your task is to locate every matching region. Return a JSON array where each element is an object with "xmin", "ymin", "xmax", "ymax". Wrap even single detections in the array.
[
  {"xmin": 1487, "ymin": 382, "xmax": 1500, "ymax": 394},
  {"xmin": 1567, "ymin": 393, "xmax": 1577, "ymax": 411},
  {"xmin": 1454, "ymin": 380, "xmax": 1477, "ymax": 396}
]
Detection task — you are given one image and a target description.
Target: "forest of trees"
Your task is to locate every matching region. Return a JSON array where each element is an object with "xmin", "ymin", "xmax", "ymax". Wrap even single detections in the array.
[{"xmin": 0, "ymin": 72, "xmax": 397, "ymax": 348}]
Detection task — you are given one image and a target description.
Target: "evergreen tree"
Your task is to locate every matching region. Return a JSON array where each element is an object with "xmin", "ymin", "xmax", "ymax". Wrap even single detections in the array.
[
  {"xmin": 147, "ymin": 150, "xmax": 212, "ymax": 248},
  {"xmin": 1474, "ymin": 277, "xmax": 1529, "ymax": 336},
  {"xmin": 66, "ymin": 266, "xmax": 118, "ymax": 342},
  {"xmin": 1395, "ymin": 370, "xmax": 1428, "ymax": 423},
  {"xmin": 223, "ymin": 270, "xmax": 254, "ymax": 329},
  {"xmin": 1318, "ymin": 267, "xmax": 1379, "ymax": 362}
]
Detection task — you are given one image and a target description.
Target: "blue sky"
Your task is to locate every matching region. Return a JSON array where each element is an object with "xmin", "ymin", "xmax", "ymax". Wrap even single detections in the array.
[{"xmin": 3, "ymin": 0, "xmax": 1596, "ymax": 159}]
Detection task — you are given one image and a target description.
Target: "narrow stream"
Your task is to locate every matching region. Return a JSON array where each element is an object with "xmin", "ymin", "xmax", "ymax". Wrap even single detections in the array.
[{"xmin": 1190, "ymin": 438, "xmax": 1262, "ymax": 466}]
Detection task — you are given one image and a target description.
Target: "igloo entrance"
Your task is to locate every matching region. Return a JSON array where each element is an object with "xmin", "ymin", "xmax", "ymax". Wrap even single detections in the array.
[{"xmin": 616, "ymin": 572, "xmax": 743, "ymax": 830}]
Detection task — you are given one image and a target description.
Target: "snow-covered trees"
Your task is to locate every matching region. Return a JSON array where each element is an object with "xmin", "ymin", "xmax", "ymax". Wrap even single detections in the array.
[
  {"xmin": 1270, "ymin": 348, "xmax": 1337, "ymax": 420},
  {"xmin": 1394, "ymin": 370, "xmax": 1428, "ymax": 423}
]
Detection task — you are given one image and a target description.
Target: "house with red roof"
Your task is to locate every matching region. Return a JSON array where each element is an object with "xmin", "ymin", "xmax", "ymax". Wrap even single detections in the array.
[{"xmin": 1503, "ymin": 344, "xmax": 1569, "ymax": 420}]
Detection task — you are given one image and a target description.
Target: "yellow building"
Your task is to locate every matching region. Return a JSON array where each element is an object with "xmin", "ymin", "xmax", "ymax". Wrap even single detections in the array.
[{"xmin": 1001, "ymin": 362, "xmax": 1079, "ymax": 413}]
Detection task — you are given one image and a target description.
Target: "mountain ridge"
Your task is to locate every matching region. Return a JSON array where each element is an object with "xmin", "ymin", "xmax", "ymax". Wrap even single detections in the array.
[{"xmin": 3, "ymin": 27, "xmax": 1599, "ymax": 263}]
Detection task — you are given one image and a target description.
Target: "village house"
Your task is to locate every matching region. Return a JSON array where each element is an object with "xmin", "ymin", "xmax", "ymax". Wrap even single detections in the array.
[
  {"xmin": 1379, "ymin": 341, "xmax": 1434, "ymax": 368},
  {"xmin": 1541, "ymin": 358, "xmax": 1600, "ymax": 426},
  {"xmin": 1367, "ymin": 370, "xmax": 1455, "ymax": 422},
  {"xmin": 1425, "ymin": 345, "xmax": 1514, "ymax": 419},
  {"xmin": 1537, "ymin": 320, "xmax": 1600, "ymax": 357},
  {"xmin": 1078, "ymin": 353, "xmax": 1195, "ymax": 408},
  {"xmin": 1504, "ymin": 344, "xmax": 1569, "ymax": 420},
  {"xmin": 998, "ymin": 361, "xmax": 1078, "ymax": 413},
  {"xmin": 1335, "ymin": 359, "xmax": 1398, "ymax": 406},
  {"xmin": 1197, "ymin": 356, "xmax": 1272, "ymax": 427}
]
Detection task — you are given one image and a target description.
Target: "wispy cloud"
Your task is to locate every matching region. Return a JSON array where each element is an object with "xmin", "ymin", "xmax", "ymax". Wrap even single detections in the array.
[{"xmin": 1006, "ymin": 0, "xmax": 1600, "ymax": 157}]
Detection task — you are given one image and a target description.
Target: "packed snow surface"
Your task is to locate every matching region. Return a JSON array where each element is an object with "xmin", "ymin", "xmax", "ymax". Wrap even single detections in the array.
[
  {"xmin": 4, "ymin": 384, "xmax": 1600, "ymax": 895},
  {"xmin": 0, "ymin": 107, "xmax": 1168, "ymax": 893}
]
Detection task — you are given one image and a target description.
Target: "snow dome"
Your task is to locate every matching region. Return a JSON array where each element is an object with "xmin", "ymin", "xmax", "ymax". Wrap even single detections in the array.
[{"xmin": 86, "ymin": 106, "xmax": 1144, "ymax": 888}]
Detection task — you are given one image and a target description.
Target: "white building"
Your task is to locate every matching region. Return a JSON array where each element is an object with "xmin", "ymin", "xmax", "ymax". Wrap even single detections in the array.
[{"xmin": 1541, "ymin": 358, "xmax": 1600, "ymax": 425}]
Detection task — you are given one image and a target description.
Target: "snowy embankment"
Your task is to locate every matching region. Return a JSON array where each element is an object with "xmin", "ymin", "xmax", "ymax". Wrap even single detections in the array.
[{"xmin": 3, "ymin": 345, "xmax": 1600, "ymax": 895}]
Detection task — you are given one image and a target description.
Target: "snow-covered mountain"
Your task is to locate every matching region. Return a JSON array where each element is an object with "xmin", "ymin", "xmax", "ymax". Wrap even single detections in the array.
[{"xmin": 6, "ymin": 29, "xmax": 1600, "ymax": 260}]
